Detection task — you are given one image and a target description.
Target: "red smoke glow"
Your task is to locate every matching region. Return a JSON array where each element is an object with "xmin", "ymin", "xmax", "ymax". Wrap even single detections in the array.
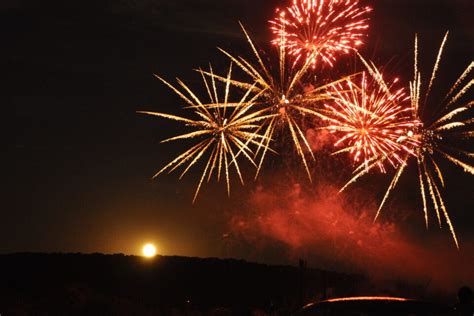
[
  {"xmin": 228, "ymin": 180, "xmax": 474, "ymax": 292},
  {"xmin": 305, "ymin": 128, "xmax": 336, "ymax": 152}
]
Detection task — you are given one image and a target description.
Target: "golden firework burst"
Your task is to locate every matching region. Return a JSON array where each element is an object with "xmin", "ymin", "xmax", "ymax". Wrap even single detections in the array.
[
  {"xmin": 139, "ymin": 63, "xmax": 273, "ymax": 202},
  {"xmin": 201, "ymin": 23, "xmax": 353, "ymax": 180}
]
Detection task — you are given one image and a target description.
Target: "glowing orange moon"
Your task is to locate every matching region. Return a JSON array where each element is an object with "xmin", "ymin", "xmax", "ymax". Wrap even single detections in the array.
[{"xmin": 142, "ymin": 243, "xmax": 156, "ymax": 257}]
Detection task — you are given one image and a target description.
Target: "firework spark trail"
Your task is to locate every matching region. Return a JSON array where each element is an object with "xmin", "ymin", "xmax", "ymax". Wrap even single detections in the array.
[
  {"xmin": 201, "ymin": 23, "xmax": 354, "ymax": 180},
  {"xmin": 323, "ymin": 61, "xmax": 420, "ymax": 172},
  {"xmin": 416, "ymin": 157, "xmax": 429, "ymax": 229},
  {"xmin": 421, "ymin": 31, "xmax": 449, "ymax": 115},
  {"xmin": 374, "ymin": 160, "xmax": 407, "ymax": 222},
  {"xmin": 270, "ymin": 0, "xmax": 372, "ymax": 68},
  {"xmin": 444, "ymin": 62, "xmax": 474, "ymax": 107},
  {"xmin": 138, "ymin": 64, "xmax": 274, "ymax": 202},
  {"xmin": 340, "ymin": 33, "xmax": 473, "ymax": 248},
  {"xmin": 431, "ymin": 173, "xmax": 459, "ymax": 249},
  {"xmin": 424, "ymin": 162, "xmax": 441, "ymax": 227}
]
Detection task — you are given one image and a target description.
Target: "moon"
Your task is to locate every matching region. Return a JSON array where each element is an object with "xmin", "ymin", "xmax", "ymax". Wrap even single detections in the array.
[{"xmin": 142, "ymin": 243, "xmax": 157, "ymax": 257}]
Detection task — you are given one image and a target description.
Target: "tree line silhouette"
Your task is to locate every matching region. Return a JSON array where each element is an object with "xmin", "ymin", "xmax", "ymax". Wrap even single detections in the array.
[{"xmin": 0, "ymin": 253, "xmax": 375, "ymax": 315}]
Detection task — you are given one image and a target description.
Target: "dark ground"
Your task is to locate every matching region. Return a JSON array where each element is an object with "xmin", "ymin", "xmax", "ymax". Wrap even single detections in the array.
[{"xmin": 0, "ymin": 253, "xmax": 431, "ymax": 315}]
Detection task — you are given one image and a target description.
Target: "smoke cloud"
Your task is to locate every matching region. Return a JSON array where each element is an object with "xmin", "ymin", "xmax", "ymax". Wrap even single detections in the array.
[{"xmin": 227, "ymin": 179, "xmax": 474, "ymax": 295}]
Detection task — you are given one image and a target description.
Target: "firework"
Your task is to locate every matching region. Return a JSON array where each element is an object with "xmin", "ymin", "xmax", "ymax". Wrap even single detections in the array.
[
  {"xmin": 342, "ymin": 33, "xmax": 474, "ymax": 248},
  {"xmin": 202, "ymin": 23, "xmax": 350, "ymax": 180},
  {"xmin": 138, "ymin": 64, "xmax": 273, "ymax": 202},
  {"xmin": 270, "ymin": 0, "xmax": 372, "ymax": 68},
  {"xmin": 324, "ymin": 60, "xmax": 420, "ymax": 172}
]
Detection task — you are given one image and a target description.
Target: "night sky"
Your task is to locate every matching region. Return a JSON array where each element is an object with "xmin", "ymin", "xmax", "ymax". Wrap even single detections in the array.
[{"xmin": 4, "ymin": 0, "xmax": 474, "ymax": 283}]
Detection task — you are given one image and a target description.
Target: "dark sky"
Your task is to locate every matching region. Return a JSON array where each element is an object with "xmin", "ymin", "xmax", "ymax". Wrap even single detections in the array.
[{"xmin": 4, "ymin": 0, "xmax": 473, "ymax": 274}]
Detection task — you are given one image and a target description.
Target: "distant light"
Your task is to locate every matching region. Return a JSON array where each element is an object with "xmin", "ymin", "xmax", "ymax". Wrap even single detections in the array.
[
  {"xmin": 303, "ymin": 296, "xmax": 411, "ymax": 309},
  {"xmin": 325, "ymin": 296, "xmax": 410, "ymax": 302},
  {"xmin": 142, "ymin": 243, "xmax": 156, "ymax": 257}
]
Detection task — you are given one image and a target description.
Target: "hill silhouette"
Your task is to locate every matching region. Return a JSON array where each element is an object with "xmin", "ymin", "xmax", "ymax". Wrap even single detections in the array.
[{"xmin": 0, "ymin": 253, "xmax": 371, "ymax": 315}]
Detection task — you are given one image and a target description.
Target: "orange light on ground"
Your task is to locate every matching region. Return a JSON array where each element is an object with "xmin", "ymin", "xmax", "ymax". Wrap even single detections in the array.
[{"xmin": 325, "ymin": 296, "xmax": 410, "ymax": 303}]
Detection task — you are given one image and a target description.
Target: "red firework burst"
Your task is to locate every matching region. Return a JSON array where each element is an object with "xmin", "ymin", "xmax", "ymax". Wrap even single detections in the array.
[
  {"xmin": 270, "ymin": 0, "xmax": 372, "ymax": 68},
  {"xmin": 324, "ymin": 68, "xmax": 420, "ymax": 172}
]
